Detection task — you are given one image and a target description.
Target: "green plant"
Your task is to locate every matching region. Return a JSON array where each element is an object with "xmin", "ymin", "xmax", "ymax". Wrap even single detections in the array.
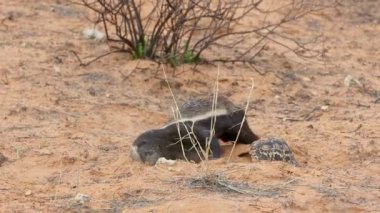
[
  {"xmin": 183, "ymin": 40, "xmax": 199, "ymax": 64},
  {"xmin": 132, "ymin": 41, "xmax": 146, "ymax": 59}
]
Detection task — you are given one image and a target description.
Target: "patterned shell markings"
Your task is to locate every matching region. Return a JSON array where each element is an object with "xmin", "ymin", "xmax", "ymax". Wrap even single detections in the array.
[{"xmin": 249, "ymin": 137, "xmax": 299, "ymax": 166}]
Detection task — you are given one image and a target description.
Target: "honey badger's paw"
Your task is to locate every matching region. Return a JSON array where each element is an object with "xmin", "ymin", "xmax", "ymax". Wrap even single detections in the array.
[{"xmin": 249, "ymin": 137, "xmax": 299, "ymax": 166}]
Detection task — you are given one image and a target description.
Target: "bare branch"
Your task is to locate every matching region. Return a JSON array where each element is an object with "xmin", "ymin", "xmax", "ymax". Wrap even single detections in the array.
[{"xmin": 74, "ymin": 0, "xmax": 337, "ymax": 66}]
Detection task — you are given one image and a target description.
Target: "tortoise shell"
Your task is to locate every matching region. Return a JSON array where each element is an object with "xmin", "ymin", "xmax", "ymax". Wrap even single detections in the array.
[{"xmin": 249, "ymin": 137, "xmax": 299, "ymax": 166}]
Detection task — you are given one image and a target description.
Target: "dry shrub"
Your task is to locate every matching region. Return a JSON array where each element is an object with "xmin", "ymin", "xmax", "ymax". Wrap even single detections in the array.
[{"xmin": 76, "ymin": 0, "xmax": 337, "ymax": 66}]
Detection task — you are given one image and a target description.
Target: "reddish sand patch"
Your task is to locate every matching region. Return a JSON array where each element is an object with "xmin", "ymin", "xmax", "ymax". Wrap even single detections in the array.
[{"xmin": 0, "ymin": 0, "xmax": 379, "ymax": 212}]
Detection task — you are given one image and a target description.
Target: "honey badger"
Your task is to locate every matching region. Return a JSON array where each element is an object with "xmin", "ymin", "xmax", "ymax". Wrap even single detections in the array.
[{"xmin": 131, "ymin": 95, "xmax": 260, "ymax": 165}]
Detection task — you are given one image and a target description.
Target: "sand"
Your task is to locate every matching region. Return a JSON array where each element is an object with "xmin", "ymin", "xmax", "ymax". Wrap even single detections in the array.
[{"xmin": 0, "ymin": 0, "xmax": 379, "ymax": 212}]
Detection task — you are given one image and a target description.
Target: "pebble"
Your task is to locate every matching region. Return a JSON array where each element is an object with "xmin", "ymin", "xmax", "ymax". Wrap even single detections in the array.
[
  {"xmin": 155, "ymin": 157, "xmax": 176, "ymax": 166},
  {"xmin": 75, "ymin": 193, "xmax": 90, "ymax": 204},
  {"xmin": 344, "ymin": 75, "xmax": 362, "ymax": 88},
  {"xmin": 321, "ymin": 105, "xmax": 329, "ymax": 111},
  {"xmin": 25, "ymin": 190, "xmax": 32, "ymax": 196},
  {"xmin": 344, "ymin": 75, "xmax": 353, "ymax": 87},
  {"xmin": 82, "ymin": 28, "xmax": 104, "ymax": 40}
]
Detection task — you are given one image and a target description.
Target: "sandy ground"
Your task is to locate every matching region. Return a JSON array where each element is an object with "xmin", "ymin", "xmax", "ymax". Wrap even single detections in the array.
[{"xmin": 0, "ymin": 0, "xmax": 379, "ymax": 212}]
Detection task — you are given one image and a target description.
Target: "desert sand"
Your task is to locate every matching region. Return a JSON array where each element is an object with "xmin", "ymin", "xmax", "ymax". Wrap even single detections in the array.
[{"xmin": 0, "ymin": 0, "xmax": 379, "ymax": 212}]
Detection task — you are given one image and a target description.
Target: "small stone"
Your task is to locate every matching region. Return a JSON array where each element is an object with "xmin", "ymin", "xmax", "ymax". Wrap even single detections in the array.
[
  {"xmin": 343, "ymin": 75, "xmax": 362, "ymax": 88},
  {"xmin": 25, "ymin": 190, "xmax": 32, "ymax": 196},
  {"xmin": 75, "ymin": 193, "xmax": 90, "ymax": 204},
  {"xmin": 82, "ymin": 28, "xmax": 104, "ymax": 40},
  {"xmin": 155, "ymin": 157, "xmax": 176, "ymax": 166},
  {"xmin": 344, "ymin": 75, "xmax": 353, "ymax": 87},
  {"xmin": 321, "ymin": 105, "xmax": 329, "ymax": 111}
]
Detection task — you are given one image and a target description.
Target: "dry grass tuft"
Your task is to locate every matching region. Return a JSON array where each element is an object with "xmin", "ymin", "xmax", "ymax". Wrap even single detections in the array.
[{"xmin": 186, "ymin": 171, "xmax": 298, "ymax": 197}]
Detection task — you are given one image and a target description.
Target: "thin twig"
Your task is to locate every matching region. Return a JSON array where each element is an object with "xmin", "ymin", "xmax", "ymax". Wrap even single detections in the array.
[
  {"xmin": 227, "ymin": 78, "xmax": 255, "ymax": 163},
  {"xmin": 70, "ymin": 50, "xmax": 124, "ymax": 66},
  {"xmin": 341, "ymin": 124, "xmax": 362, "ymax": 133}
]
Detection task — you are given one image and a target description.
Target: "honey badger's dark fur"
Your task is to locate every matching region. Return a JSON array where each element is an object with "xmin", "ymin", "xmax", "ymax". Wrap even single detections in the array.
[{"xmin": 131, "ymin": 96, "xmax": 259, "ymax": 165}]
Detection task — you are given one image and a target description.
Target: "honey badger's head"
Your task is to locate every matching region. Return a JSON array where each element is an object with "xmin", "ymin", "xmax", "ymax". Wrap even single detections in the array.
[{"xmin": 131, "ymin": 130, "xmax": 162, "ymax": 165}]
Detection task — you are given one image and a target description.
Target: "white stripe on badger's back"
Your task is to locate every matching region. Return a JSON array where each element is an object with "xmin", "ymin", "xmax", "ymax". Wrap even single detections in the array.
[{"xmin": 161, "ymin": 108, "xmax": 229, "ymax": 129}]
